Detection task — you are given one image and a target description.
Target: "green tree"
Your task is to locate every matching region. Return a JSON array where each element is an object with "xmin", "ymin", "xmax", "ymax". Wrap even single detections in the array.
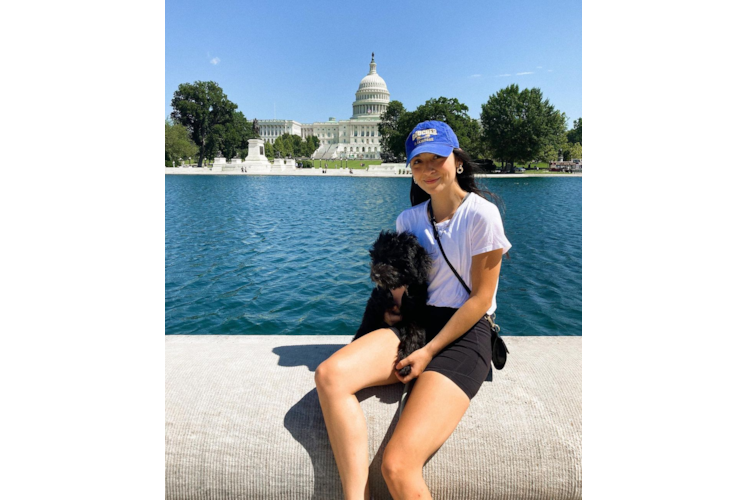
[
  {"xmin": 538, "ymin": 143, "xmax": 562, "ymax": 164},
  {"xmin": 571, "ymin": 142, "xmax": 582, "ymax": 160},
  {"xmin": 304, "ymin": 135, "xmax": 320, "ymax": 157},
  {"xmin": 207, "ymin": 112, "xmax": 260, "ymax": 161},
  {"xmin": 410, "ymin": 97, "xmax": 482, "ymax": 155},
  {"xmin": 378, "ymin": 100, "xmax": 409, "ymax": 159},
  {"xmin": 273, "ymin": 134, "xmax": 291, "ymax": 158},
  {"xmin": 165, "ymin": 119, "xmax": 198, "ymax": 165},
  {"xmin": 567, "ymin": 118, "xmax": 582, "ymax": 145},
  {"xmin": 288, "ymin": 134, "xmax": 303, "ymax": 157},
  {"xmin": 259, "ymin": 134, "xmax": 319, "ymax": 160},
  {"xmin": 264, "ymin": 141, "xmax": 275, "ymax": 160},
  {"xmin": 272, "ymin": 133, "xmax": 308, "ymax": 158},
  {"xmin": 170, "ymin": 81, "xmax": 237, "ymax": 167},
  {"xmin": 561, "ymin": 144, "xmax": 570, "ymax": 162},
  {"xmin": 378, "ymin": 98, "xmax": 482, "ymax": 161},
  {"xmin": 481, "ymin": 84, "xmax": 567, "ymax": 171},
  {"xmin": 563, "ymin": 142, "xmax": 582, "ymax": 161}
]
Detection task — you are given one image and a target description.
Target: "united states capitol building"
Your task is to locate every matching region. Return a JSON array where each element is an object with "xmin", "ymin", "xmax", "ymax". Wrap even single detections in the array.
[{"xmin": 256, "ymin": 54, "xmax": 390, "ymax": 160}]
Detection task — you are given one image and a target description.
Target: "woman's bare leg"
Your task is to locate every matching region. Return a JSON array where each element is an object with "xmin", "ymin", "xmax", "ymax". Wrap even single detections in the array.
[
  {"xmin": 315, "ymin": 328, "xmax": 402, "ymax": 500},
  {"xmin": 381, "ymin": 371, "xmax": 471, "ymax": 500}
]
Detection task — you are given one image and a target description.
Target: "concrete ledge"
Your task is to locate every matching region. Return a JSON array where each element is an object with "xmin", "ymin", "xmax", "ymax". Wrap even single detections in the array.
[{"xmin": 166, "ymin": 335, "xmax": 581, "ymax": 499}]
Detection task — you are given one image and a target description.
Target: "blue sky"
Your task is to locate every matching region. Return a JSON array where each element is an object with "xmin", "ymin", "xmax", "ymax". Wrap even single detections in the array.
[{"xmin": 166, "ymin": 0, "xmax": 581, "ymax": 127}]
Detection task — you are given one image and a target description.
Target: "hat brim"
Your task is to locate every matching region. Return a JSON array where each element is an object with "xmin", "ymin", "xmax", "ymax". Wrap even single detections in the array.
[{"xmin": 406, "ymin": 143, "xmax": 455, "ymax": 166}]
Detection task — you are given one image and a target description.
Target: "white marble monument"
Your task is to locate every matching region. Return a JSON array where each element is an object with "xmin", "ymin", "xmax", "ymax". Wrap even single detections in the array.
[
  {"xmin": 242, "ymin": 139, "xmax": 272, "ymax": 171},
  {"xmin": 212, "ymin": 152, "xmax": 226, "ymax": 172}
]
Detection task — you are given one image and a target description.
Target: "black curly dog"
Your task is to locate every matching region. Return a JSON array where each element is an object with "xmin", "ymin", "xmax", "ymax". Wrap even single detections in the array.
[{"xmin": 352, "ymin": 230, "xmax": 432, "ymax": 377}]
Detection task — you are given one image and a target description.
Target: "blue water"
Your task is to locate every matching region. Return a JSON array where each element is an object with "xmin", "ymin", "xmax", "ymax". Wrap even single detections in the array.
[{"xmin": 166, "ymin": 176, "xmax": 581, "ymax": 336}]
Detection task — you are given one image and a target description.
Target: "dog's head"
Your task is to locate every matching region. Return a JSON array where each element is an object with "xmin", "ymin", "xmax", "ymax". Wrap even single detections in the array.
[{"xmin": 369, "ymin": 231, "xmax": 431, "ymax": 290}]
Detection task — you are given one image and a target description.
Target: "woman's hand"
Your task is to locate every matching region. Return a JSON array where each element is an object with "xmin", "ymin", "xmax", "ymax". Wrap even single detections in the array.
[{"xmin": 395, "ymin": 347, "xmax": 433, "ymax": 384}]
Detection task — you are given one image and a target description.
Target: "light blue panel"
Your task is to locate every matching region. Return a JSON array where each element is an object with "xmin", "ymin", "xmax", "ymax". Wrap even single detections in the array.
[{"xmin": 583, "ymin": 2, "xmax": 748, "ymax": 500}]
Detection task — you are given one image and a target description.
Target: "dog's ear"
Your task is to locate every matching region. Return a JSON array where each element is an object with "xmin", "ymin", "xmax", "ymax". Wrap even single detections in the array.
[
  {"xmin": 370, "ymin": 230, "xmax": 399, "ymax": 261},
  {"xmin": 369, "ymin": 230, "xmax": 388, "ymax": 260}
]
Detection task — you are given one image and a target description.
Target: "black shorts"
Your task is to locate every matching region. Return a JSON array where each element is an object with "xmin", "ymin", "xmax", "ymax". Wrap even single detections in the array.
[{"xmin": 389, "ymin": 306, "xmax": 492, "ymax": 400}]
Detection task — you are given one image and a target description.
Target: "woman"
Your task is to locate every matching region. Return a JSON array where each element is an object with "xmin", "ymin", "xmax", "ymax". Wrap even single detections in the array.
[{"xmin": 315, "ymin": 120, "xmax": 511, "ymax": 499}]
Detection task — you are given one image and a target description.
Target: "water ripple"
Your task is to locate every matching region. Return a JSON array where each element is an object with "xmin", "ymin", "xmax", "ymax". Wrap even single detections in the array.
[{"xmin": 166, "ymin": 176, "xmax": 581, "ymax": 336}]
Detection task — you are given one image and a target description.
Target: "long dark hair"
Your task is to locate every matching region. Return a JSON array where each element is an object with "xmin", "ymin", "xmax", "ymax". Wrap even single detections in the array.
[{"xmin": 409, "ymin": 148, "xmax": 505, "ymax": 214}]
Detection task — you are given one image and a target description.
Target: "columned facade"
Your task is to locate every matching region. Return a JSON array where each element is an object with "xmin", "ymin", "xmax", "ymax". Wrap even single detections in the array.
[
  {"xmin": 256, "ymin": 54, "xmax": 391, "ymax": 159},
  {"xmin": 258, "ymin": 120, "xmax": 303, "ymax": 144},
  {"xmin": 351, "ymin": 54, "xmax": 390, "ymax": 120}
]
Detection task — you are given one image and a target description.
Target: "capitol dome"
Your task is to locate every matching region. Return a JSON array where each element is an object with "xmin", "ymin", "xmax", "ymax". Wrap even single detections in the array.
[{"xmin": 352, "ymin": 53, "xmax": 390, "ymax": 119}]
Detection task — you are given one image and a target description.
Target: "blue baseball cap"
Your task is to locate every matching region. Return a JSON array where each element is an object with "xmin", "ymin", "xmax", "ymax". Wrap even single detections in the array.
[{"xmin": 405, "ymin": 120, "xmax": 459, "ymax": 165}]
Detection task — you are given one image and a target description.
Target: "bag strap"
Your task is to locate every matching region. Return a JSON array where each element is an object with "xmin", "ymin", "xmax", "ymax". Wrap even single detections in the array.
[{"xmin": 427, "ymin": 199, "xmax": 472, "ymax": 296}]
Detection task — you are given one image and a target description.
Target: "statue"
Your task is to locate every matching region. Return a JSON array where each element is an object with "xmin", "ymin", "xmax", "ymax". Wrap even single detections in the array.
[
  {"xmin": 371, "ymin": 52, "xmax": 375, "ymax": 62},
  {"xmin": 252, "ymin": 118, "xmax": 260, "ymax": 136}
]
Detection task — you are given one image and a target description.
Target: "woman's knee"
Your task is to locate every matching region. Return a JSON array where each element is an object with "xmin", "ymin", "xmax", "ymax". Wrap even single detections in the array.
[
  {"xmin": 381, "ymin": 446, "xmax": 420, "ymax": 481},
  {"xmin": 314, "ymin": 358, "xmax": 339, "ymax": 392},
  {"xmin": 316, "ymin": 329, "xmax": 400, "ymax": 395},
  {"xmin": 315, "ymin": 357, "xmax": 356, "ymax": 395}
]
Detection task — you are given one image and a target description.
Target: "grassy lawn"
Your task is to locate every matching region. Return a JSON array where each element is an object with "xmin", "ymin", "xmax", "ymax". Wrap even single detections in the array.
[{"xmin": 312, "ymin": 159, "xmax": 382, "ymax": 169}]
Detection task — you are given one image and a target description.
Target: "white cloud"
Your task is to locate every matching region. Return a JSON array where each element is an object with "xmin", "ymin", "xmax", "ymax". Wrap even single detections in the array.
[
  {"xmin": 210, "ymin": 57, "xmax": 220, "ymax": 65},
  {"xmin": 547, "ymin": 69, "xmax": 553, "ymax": 72},
  {"xmin": 469, "ymin": 74, "xmax": 481, "ymax": 78},
  {"xmin": 497, "ymin": 73, "xmax": 512, "ymax": 77},
  {"xmin": 516, "ymin": 71, "xmax": 534, "ymax": 75}
]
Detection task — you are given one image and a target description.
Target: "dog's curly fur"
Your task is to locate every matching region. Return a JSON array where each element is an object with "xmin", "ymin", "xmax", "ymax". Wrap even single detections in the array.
[{"xmin": 352, "ymin": 230, "xmax": 432, "ymax": 377}]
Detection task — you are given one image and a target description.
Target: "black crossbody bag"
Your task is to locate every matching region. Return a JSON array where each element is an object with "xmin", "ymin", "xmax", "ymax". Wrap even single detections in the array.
[{"xmin": 427, "ymin": 199, "xmax": 509, "ymax": 370}]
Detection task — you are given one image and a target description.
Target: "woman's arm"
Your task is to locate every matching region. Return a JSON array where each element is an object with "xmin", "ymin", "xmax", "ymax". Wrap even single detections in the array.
[
  {"xmin": 394, "ymin": 248, "xmax": 504, "ymax": 383},
  {"xmin": 425, "ymin": 248, "xmax": 503, "ymax": 356}
]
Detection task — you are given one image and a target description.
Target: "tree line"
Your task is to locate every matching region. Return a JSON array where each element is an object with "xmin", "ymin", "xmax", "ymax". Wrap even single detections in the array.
[
  {"xmin": 266, "ymin": 133, "xmax": 320, "ymax": 160},
  {"xmin": 167, "ymin": 81, "xmax": 320, "ymax": 167},
  {"xmin": 379, "ymin": 85, "xmax": 581, "ymax": 171}
]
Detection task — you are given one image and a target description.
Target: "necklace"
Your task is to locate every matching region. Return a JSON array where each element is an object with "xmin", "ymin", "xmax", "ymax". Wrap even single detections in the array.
[{"xmin": 429, "ymin": 193, "xmax": 470, "ymax": 235}]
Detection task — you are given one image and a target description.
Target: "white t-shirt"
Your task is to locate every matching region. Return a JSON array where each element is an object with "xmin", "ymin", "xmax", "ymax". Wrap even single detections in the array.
[{"xmin": 395, "ymin": 193, "xmax": 512, "ymax": 316}]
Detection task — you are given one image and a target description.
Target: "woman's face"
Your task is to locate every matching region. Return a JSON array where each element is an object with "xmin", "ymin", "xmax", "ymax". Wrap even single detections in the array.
[{"xmin": 410, "ymin": 151, "xmax": 459, "ymax": 194}]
